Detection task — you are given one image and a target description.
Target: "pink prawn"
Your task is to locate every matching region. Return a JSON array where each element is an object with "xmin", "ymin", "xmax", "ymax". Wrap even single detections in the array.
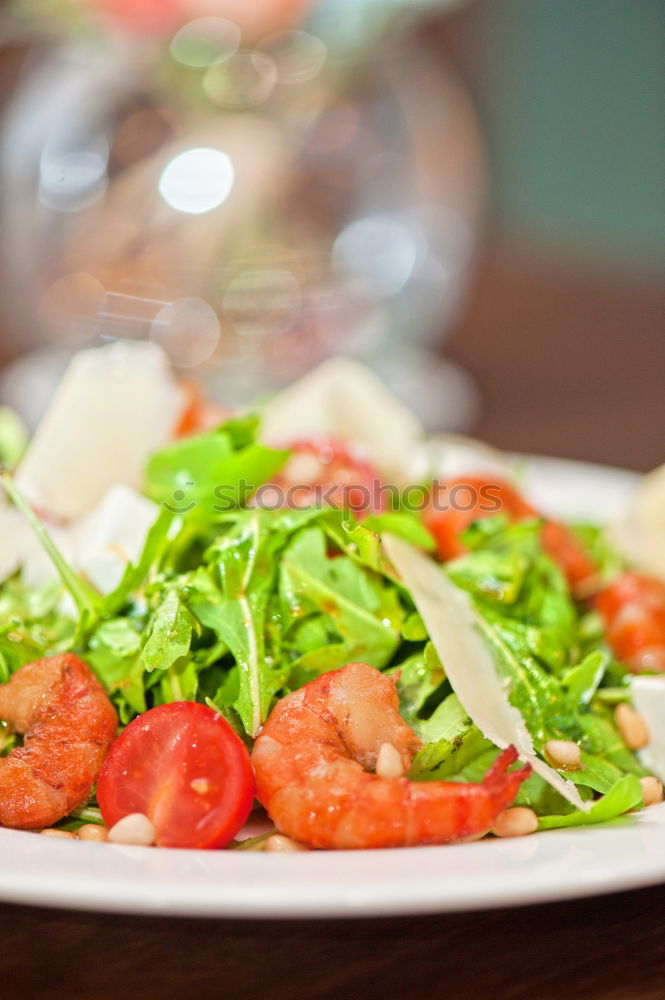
[{"xmin": 251, "ymin": 662, "xmax": 530, "ymax": 849}]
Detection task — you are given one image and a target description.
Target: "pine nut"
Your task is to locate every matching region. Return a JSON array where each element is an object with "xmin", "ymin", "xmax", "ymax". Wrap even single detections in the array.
[
  {"xmin": 639, "ymin": 776, "xmax": 664, "ymax": 807},
  {"xmin": 492, "ymin": 807, "xmax": 539, "ymax": 838},
  {"xmin": 544, "ymin": 739, "xmax": 582, "ymax": 770},
  {"xmin": 78, "ymin": 823, "xmax": 109, "ymax": 842},
  {"xmin": 375, "ymin": 742, "xmax": 405, "ymax": 779},
  {"xmin": 265, "ymin": 834, "xmax": 308, "ymax": 852},
  {"xmin": 108, "ymin": 813, "xmax": 156, "ymax": 847},
  {"xmin": 39, "ymin": 828, "xmax": 76, "ymax": 840},
  {"xmin": 615, "ymin": 703, "xmax": 650, "ymax": 750}
]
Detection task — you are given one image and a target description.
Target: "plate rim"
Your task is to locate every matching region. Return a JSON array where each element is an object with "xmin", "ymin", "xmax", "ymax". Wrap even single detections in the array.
[{"xmin": 1, "ymin": 804, "xmax": 665, "ymax": 918}]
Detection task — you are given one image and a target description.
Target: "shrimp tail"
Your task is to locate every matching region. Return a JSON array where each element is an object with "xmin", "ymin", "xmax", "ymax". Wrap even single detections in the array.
[{"xmin": 483, "ymin": 746, "xmax": 531, "ymax": 802}]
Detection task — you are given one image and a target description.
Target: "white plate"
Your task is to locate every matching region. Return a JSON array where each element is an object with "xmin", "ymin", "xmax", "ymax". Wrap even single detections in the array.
[{"xmin": 1, "ymin": 456, "xmax": 664, "ymax": 918}]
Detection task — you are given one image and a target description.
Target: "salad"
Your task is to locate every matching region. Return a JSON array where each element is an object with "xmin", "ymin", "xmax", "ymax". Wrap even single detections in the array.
[{"xmin": 0, "ymin": 341, "xmax": 663, "ymax": 851}]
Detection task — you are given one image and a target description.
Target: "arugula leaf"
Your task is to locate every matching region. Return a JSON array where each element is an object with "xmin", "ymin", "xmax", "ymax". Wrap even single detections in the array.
[
  {"xmin": 0, "ymin": 469, "xmax": 102, "ymax": 636},
  {"xmin": 449, "ymin": 546, "xmax": 530, "ymax": 604},
  {"xmin": 221, "ymin": 414, "xmax": 267, "ymax": 449},
  {"xmin": 576, "ymin": 711, "xmax": 647, "ymax": 776},
  {"xmin": 144, "ymin": 417, "xmax": 288, "ymax": 515},
  {"xmin": 288, "ymin": 642, "xmax": 364, "ymax": 689},
  {"xmin": 562, "ymin": 651, "xmax": 608, "ymax": 709},
  {"xmin": 159, "ymin": 657, "xmax": 199, "ymax": 704},
  {"xmin": 410, "ymin": 715, "xmax": 494, "ymax": 781},
  {"xmin": 562, "ymin": 752, "xmax": 626, "ymax": 794},
  {"xmin": 414, "ymin": 692, "xmax": 471, "ymax": 744},
  {"xmin": 447, "ymin": 519, "xmax": 590, "ymax": 749},
  {"xmin": 0, "ymin": 406, "xmax": 28, "ymax": 468},
  {"xmin": 401, "ymin": 612, "xmax": 427, "ymax": 642},
  {"xmin": 0, "ymin": 726, "xmax": 18, "ymax": 757},
  {"xmin": 228, "ymin": 830, "xmax": 277, "ymax": 851},
  {"xmin": 474, "ymin": 611, "xmax": 560, "ymax": 747},
  {"xmin": 514, "ymin": 769, "xmax": 582, "ymax": 815},
  {"xmin": 459, "ymin": 514, "xmax": 512, "ymax": 550},
  {"xmin": 207, "ymin": 663, "xmax": 239, "ymax": 707},
  {"xmin": 538, "ymin": 775, "xmax": 643, "ymax": 830},
  {"xmin": 387, "ymin": 646, "xmax": 444, "ymax": 726},
  {"xmin": 0, "ymin": 577, "xmax": 75, "ymax": 677},
  {"xmin": 322, "ymin": 516, "xmax": 396, "ymax": 578},
  {"xmin": 411, "ymin": 725, "xmax": 583, "ymax": 817},
  {"xmin": 87, "ymin": 647, "xmax": 145, "ymax": 723},
  {"xmin": 92, "ymin": 618, "xmax": 142, "ymax": 658},
  {"xmin": 570, "ymin": 522, "xmax": 625, "ymax": 581},
  {"xmin": 203, "ymin": 512, "xmax": 286, "ymax": 737},
  {"xmin": 450, "ymin": 519, "xmax": 578, "ymax": 673},
  {"xmin": 362, "ymin": 512, "xmax": 435, "ymax": 552},
  {"xmin": 142, "ymin": 591, "xmax": 194, "ymax": 672},
  {"xmin": 86, "ymin": 618, "xmax": 147, "ymax": 721},
  {"xmin": 280, "ymin": 527, "xmax": 401, "ymax": 670},
  {"xmin": 101, "ymin": 507, "xmax": 174, "ymax": 616}
]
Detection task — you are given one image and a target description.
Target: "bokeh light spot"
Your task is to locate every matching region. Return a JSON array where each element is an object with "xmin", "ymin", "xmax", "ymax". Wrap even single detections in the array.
[
  {"xmin": 169, "ymin": 17, "xmax": 241, "ymax": 68},
  {"xmin": 39, "ymin": 148, "xmax": 108, "ymax": 212},
  {"xmin": 158, "ymin": 148, "xmax": 234, "ymax": 214},
  {"xmin": 333, "ymin": 215, "xmax": 421, "ymax": 296},
  {"xmin": 203, "ymin": 51, "xmax": 277, "ymax": 110},
  {"xmin": 150, "ymin": 296, "xmax": 221, "ymax": 368},
  {"xmin": 261, "ymin": 30, "xmax": 327, "ymax": 84}
]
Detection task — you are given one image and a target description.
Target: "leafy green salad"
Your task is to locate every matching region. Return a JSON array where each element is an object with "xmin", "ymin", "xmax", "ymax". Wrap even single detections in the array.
[{"xmin": 0, "ymin": 408, "xmax": 649, "ymax": 838}]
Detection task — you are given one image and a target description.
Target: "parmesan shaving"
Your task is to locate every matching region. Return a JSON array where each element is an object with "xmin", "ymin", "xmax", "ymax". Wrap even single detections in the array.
[
  {"xmin": 15, "ymin": 341, "xmax": 184, "ymax": 521},
  {"xmin": 382, "ymin": 533, "xmax": 589, "ymax": 811},
  {"xmin": 610, "ymin": 463, "xmax": 665, "ymax": 580}
]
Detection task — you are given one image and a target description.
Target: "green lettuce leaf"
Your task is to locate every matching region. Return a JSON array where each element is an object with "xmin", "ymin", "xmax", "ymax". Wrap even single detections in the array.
[
  {"xmin": 101, "ymin": 506, "xmax": 174, "ymax": 616},
  {"xmin": 0, "ymin": 406, "xmax": 28, "ymax": 469},
  {"xmin": 538, "ymin": 775, "xmax": 643, "ymax": 830},
  {"xmin": 410, "ymin": 720, "xmax": 494, "ymax": 782},
  {"xmin": 562, "ymin": 651, "xmax": 608, "ymax": 709},
  {"xmin": 144, "ymin": 416, "xmax": 289, "ymax": 516},
  {"xmin": 202, "ymin": 512, "xmax": 287, "ymax": 737},
  {"xmin": 141, "ymin": 591, "xmax": 194, "ymax": 672},
  {"xmin": 279, "ymin": 526, "xmax": 401, "ymax": 671},
  {"xmin": 0, "ymin": 577, "xmax": 75, "ymax": 678},
  {"xmin": 361, "ymin": 512, "xmax": 435, "ymax": 552},
  {"xmin": 387, "ymin": 646, "xmax": 445, "ymax": 727}
]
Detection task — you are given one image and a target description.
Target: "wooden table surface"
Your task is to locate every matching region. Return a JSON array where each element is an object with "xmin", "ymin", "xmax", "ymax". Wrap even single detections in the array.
[
  {"xmin": 445, "ymin": 242, "xmax": 665, "ymax": 473},
  {"xmin": 1, "ymin": 243, "xmax": 664, "ymax": 998},
  {"xmin": 1, "ymin": 883, "xmax": 664, "ymax": 1000}
]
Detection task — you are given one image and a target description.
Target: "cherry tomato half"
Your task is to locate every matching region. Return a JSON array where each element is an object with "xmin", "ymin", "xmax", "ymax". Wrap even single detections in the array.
[
  {"xmin": 540, "ymin": 520, "xmax": 598, "ymax": 591},
  {"xmin": 271, "ymin": 437, "xmax": 385, "ymax": 518},
  {"xmin": 97, "ymin": 702, "xmax": 255, "ymax": 849},
  {"xmin": 423, "ymin": 474, "xmax": 598, "ymax": 592},
  {"xmin": 594, "ymin": 572, "xmax": 665, "ymax": 673}
]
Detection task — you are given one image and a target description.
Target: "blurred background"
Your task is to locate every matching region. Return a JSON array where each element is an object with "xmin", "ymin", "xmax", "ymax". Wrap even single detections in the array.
[{"xmin": 0, "ymin": 0, "xmax": 662, "ymax": 469}]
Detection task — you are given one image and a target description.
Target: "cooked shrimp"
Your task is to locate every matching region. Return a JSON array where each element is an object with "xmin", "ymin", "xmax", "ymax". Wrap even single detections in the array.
[
  {"xmin": 595, "ymin": 572, "xmax": 665, "ymax": 673},
  {"xmin": 251, "ymin": 662, "xmax": 530, "ymax": 849},
  {"xmin": 0, "ymin": 654, "xmax": 118, "ymax": 829}
]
